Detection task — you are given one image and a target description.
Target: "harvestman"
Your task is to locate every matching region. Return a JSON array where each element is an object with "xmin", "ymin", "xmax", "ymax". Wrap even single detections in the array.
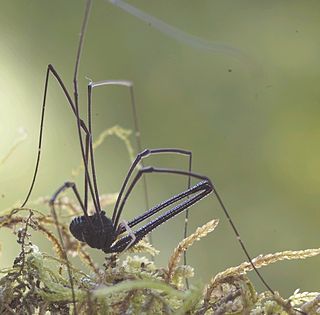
[{"xmin": 19, "ymin": 0, "xmax": 281, "ymax": 312}]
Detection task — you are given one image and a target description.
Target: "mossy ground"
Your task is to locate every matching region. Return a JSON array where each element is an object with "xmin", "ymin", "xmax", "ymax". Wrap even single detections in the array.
[{"xmin": 0, "ymin": 202, "xmax": 319, "ymax": 315}]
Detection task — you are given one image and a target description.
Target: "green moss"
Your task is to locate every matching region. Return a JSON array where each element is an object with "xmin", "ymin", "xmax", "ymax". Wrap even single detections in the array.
[{"xmin": 0, "ymin": 207, "xmax": 319, "ymax": 314}]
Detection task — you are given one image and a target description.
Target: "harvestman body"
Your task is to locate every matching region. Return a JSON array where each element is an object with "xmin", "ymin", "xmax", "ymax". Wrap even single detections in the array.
[{"xmin": 20, "ymin": 0, "xmax": 284, "ymax": 313}]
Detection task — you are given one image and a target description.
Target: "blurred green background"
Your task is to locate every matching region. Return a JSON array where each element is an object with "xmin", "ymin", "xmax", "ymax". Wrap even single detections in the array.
[{"xmin": 1, "ymin": 0, "xmax": 320, "ymax": 297}]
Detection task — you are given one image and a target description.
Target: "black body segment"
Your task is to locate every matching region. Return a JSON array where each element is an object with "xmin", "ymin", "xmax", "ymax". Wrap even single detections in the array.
[{"xmin": 70, "ymin": 211, "xmax": 115, "ymax": 251}]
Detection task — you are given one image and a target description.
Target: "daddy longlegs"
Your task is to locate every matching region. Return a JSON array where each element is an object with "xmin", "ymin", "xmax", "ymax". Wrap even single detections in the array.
[{"xmin": 19, "ymin": 0, "xmax": 304, "ymax": 314}]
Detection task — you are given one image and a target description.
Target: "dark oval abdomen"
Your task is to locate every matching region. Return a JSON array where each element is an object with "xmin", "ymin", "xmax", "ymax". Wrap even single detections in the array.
[{"xmin": 69, "ymin": 211, "xmax": 116, "ymax": 251}]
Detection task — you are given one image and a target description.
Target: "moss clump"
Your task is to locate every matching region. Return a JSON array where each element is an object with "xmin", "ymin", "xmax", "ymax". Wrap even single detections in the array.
[{"xmin": 0, "ymin": 203, "xmax": 319, "ymax": 314}]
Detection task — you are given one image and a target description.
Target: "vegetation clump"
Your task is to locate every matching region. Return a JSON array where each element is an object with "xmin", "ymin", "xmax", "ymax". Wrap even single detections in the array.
[{"xmin": 0, "ymin": 200, "xmax": 319, "ymax": 315}]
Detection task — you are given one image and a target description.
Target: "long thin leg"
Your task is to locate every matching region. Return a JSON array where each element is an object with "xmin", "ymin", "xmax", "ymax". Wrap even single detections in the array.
[
  {"xmin": 127, "ymin": 83, "xmax": 150, "ymax": 219},
  {"xmin": 83, "ymin": 131, "xmax": 90, "ymax": 211},
  {"xmin": 84, "ymin": 80, "xmax": 139, "ymax": 219},
  {"xmin": 86, "ymin": 81, "xmax": 149, "ymax": 218},
  {"xmin": 110, "ymin": 180, "xmax": 212, "ymax": 252},
  {"xmin": 184, "ymin": 155, "xmax": 192, "ymax": 242},
  {"xmin": 50, "ymin": 2, "xmax": 92, "ymax": 314},
  {"xmin": 84, "ymin": 80, "xmax": 149, "ymax": 230},
  {"xmin": 48, "ymin": 180, "xmax": 96, "ymax": 314},
  {"xmin": 72, "ymin": 0, "xmax": 103, "ymax": 217},
  {"xmin": 49, "ymin": 181, "xmax": 90, "ymax": 315},
  {"xmin": 114, "ymin": 165, "xmax": 205, "ymax": 229},
  {"xmin": 50, "ymin": 181, "xmax": 90, "ymax": 222},
  {"xmin": 23, "ymin": 1, "xmax": 93, "ymax": 313},
  {"xmin": 87, "ymin": 80, "xmax": 152, "ymax": 236},
  {"xmin": 21, "ymin": 0, "xmax": 101, "ymax": 216},
  {"xmin": 114, "ymin": 165, "xmax": 275, "ymax": 294},
  {"xmin": 184, "ymin": 153, "xmax": 192, "ymax": 289},
  {"xmin": 212, "ymin": 183, "xmax": 275, "ymax": 294},
  {"xmin": 126, "ymin": 82, "xmax": 152, "ymax": 245},
  {"xmin": 20, "ymin": 65, "xmax": 99, "ymax": 214},
  {"xmin": 112, "ymin": 148, "xmax": 193, "ymax": 228},
  {"xmin": 116, "ymin": 180, "xmax": 209, "ymax": 234},
  {"xmin": 49, "ymin": 201, "xmax": 77, "ymax": 314}
]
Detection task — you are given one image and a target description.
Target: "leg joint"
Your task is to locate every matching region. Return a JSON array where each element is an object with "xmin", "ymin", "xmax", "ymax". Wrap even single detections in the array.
[
  {"xmin": 137, "ymin": 149, "xmax": 151, "ymax": 158},
  {"xmin": 64, "ymin": 181, "xmax": 75, "ymax": 188},
  {"xmin": 140, "ymin": 166, "xmax": 154, "ymax": 173}
]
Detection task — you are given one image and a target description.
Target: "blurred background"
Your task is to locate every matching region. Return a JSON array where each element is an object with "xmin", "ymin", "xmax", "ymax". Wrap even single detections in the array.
[{"xmin": 1, "ymin": 0, "xmax": 320, "ymax": 297}]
